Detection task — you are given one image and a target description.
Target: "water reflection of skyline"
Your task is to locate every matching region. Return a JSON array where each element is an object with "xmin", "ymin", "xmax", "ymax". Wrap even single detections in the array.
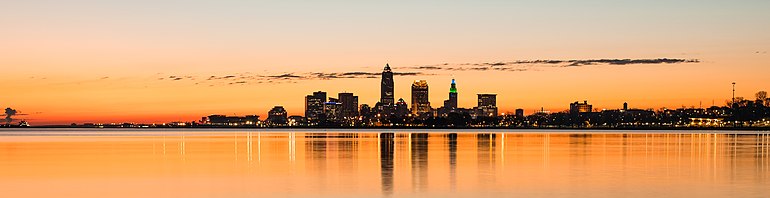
[{"xmin": 1, "ymin": 131, "xmax": 769, "ymax": 197}]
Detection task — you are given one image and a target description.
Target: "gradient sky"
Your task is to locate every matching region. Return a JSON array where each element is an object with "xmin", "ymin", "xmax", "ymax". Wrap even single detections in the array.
[{"xmin": 2, "ymin": 0, "xmax": 769, "ymax": 124}]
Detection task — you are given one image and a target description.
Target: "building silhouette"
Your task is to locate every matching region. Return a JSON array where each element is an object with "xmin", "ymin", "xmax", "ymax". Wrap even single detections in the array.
[
  {"xmin": 338, "ymin": 92, "xmax": 359, "ymax": 119},
  {"xmin": 444, "ymin": 79, "xmax": 459, "ymax": 110},
  {"xmin": 380, "ymin": 64, "xmax": 395, "ymax": 105},
  {"xmin": 206, "ymin": 115, "xmax": 260, "ymax": 126},
  {"xmin": 438, "ymin": 79, "xmax": 460, "ymax": 117},
  {"xmin": 267, "ymin": 106, "xmax": 288, "ymax": 125},
  {"xmin": 395, "ymin": 98, "xmax": 409, "ymax": 118},
  {"xmin": 570, "ymin": 100, "xmax": 593, "ymax": 114},
  {"xmin": 305, "ymin": 91, "xmax": 327, "ymax": 121},
  {"xmin": 287, "ymin": 115, "xmax": 306, "ymax": 126},
  {"xmin": 360, "ymin": 104, "xmax": 372, "ymax": 120},
  {"xmin": 411, "ymin": 80, "xmax": 431, "ymax": 116},
  {"xmin": 476, "ymin": 94, "xmax": 498, "ymax": 117},
  {"xmin": 324, "ymin": 101, "xmax": 342, "ymax": 121},
  {"xmin": 515, "ymin": 108, "xmax": 525, "ymax": 117}
]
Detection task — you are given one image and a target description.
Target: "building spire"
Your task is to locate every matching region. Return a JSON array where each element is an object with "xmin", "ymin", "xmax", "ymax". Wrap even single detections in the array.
[{"xmin": 449, "ymin": 78, "xmax": 457, "ymax": 94}]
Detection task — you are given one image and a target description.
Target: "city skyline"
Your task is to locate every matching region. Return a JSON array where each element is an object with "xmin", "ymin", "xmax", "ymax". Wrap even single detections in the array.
[
  {"xmin": 3, "ymin": 60, "xmax": 768, "ymax": 125},
  {"xmin": 3, "ymin": 1, "xmax": 770, "ymax": 198},
  {"xmin": 2, "ymin": 0, "xmax": 769, "ymax": 125},
  {"xmin": 3, "ymin": 61, "xmax": 769, "ymax": 125}
]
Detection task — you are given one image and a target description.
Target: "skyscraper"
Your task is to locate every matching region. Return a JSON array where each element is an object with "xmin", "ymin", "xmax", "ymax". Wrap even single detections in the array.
[
  {"xmin": 446, "ymin": 79, "xmax": 458, "ymax": 110},
  {"xmin": 439, "ymin": 79, "xmax": 459, "ymax": 117},
  {"xmin": 338, "ymin": 92, "xmax": 359, "ymax": 119},
  {"xmin": 411, "ymin": 80, "xmax": 431, "ymax": 115},
  {"xmin": 477, "ymin": 94, "xmax": 497, "ymax": 117},
  {"xmin": 324, "ymin": 101, "xmax": 342, "ymax": 121},
  {"xmin": 305, "ymin": 91, "xmax": 327, "ymax": 121},
  {"xmin": 380, "ymin": 64, "xmax": 394, "ymax": 105}
]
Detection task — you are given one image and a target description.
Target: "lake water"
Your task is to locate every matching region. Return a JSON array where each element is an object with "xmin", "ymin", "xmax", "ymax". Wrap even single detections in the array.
[{"xmin": 1, "ymin": 129, "xmax": 769, "ymax": 198}]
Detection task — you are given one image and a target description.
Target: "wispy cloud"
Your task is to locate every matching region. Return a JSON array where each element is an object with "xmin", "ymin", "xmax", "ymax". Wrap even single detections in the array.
[
  {"xmin": 156, "ymin": 71, "xmax": 426, "ymax": 85},
  {"xmin": 62, "ymin": 58, "xmax": 698, "ymax": 87},
  {"xmin": 561, "ymin": 58, "xmax": 699, "ymax": 67},
  {"xmin": 404, "ymin": 58, "xmax": 699, "ymax": 71}
]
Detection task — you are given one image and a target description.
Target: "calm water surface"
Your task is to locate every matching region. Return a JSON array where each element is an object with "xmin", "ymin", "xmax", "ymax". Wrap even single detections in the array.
[{"xmin": 1, "ymin": 129, "xmax": 769, "ymax": 198}]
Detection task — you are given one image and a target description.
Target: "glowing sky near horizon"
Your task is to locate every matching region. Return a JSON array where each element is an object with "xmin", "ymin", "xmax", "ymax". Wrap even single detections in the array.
[{"xmin": 1, "ymin": 0, "xmax": 769, "ymax": 124}]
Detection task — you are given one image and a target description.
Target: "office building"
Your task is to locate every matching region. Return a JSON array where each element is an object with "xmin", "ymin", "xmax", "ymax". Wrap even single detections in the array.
[
  {"xmin": 380, "ymin": 64, "xmax": 395, "ymax": 105},
  {"xmin": 443, "ymin": 79, "xmax": 458, "ymax": 110},
  {"xmin": 570, "ymin": 100, "xmax": 593, "ymax": 113},
  {"xmin": 477, "ymin": 94, "xmax": 498, "ymax": 117},
  {"xmin": 324, "ymin": 101, "xmax": 342, "ymax": 121},
  {"xmin": 305, "ymin": 91, "xmax": 327, "ymax": 121},
  {"xmin": 338, "ymin": 92, "xmax": 359, "ymax": 119},
  {"xmin": 411, "ymin": 80, "xmax": 431, "ymax": 115}
]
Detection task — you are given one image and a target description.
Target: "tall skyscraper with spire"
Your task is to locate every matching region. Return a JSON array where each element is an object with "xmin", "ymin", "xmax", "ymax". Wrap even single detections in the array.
[
  {"xmin": 447, "ymin": 79, "xmax": 458, "ymax": 110},
  {"xmin": 380, "ymin": 64, "xmax": 395, "ymax": 105},
  {"xmin": 439, "ymin": 79, "xmax": 459, "ymax": 117}
]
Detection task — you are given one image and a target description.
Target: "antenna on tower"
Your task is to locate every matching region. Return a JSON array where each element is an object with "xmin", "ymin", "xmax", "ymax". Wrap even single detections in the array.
[{"xmin": 732, "ymin": 82, "xmax": 736, "ymax": 108}]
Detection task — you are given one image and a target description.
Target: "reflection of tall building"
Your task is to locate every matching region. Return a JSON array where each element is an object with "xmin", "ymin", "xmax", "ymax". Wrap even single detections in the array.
[
  {"xmin": 570, "ymin": 100, "xmax": 593, "ymax": 113},
  {"xmin": 476, "ymin": 94, "xmax": 498, "ymax": 117},
  {"xmin": 305, "ymin": 91, "xmax": 327, "ymax": 121},
  {"xmin": 336, "ymin": 133, "xmax": 359, "ymax": 175},
  {"xmin": 447, "ymin": 133, "xmax": 458, "ymax": 192},
  {"xmin": 304, "ymin": 133, "xmax": 328, "ymax": 188},
  {"xmin": 338, "ymin": 92, "xmax": 359, "ymax": 119},
  {"xmin": 411, "ymin": 133, "xmax": 429, "ymax": 192},
  {"xmin": 267, "ymin": 106, "xmax": 288, "ymax": 125},
  {"xmin": 477, "ymin": 133, "xmax": 496, "ymax": 185},
  {"xmin": 411, "ymin": 80, "xmax": 431, "ymax": 116},
  {"xmin": 381, "ymin": 64, "xmax": 395, "ymax": 105},
  {"xmin": 379, "ymin": 133, "xmax": 395, "ymax": 196}
]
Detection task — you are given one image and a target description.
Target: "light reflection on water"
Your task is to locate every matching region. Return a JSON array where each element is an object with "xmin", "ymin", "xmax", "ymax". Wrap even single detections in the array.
[{"xmin": 1, "ymin": 129, "xmax": 769, "ymax": 198}]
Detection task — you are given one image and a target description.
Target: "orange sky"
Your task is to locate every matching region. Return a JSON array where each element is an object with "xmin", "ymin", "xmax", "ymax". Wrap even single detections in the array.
[{"xmin": 1, "ymin": 0, "xmax": 769, "ymax": 124}]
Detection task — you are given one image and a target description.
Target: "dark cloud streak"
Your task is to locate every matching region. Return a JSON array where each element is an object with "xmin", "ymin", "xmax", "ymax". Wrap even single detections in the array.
[
  {"xmin": 159, "ymin": 71, "xmax": 425, "ymax": 86},
  {"xmin": 152, "ymin": 58, "xmax": 696, "ymax": 86},
  {"xmin": 404, "ymin": 58, "xmax": 699, "ymax": 71}
]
